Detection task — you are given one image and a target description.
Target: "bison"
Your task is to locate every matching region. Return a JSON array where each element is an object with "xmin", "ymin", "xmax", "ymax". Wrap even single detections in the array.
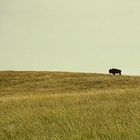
[{"xmin": 109, "ymin": 68, "xmax": 122, "ymax": 75}]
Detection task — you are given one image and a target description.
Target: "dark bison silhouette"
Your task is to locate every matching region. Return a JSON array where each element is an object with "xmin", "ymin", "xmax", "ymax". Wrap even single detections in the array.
[{"xmin": 109, "ymin": 68, "xmax": 122, "ymax": 75}]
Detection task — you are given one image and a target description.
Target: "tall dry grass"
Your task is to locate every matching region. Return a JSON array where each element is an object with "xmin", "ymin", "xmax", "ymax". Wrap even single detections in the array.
[{"xmin": 0, "ymin": 71, "xmax": 139, "ymax": 140}]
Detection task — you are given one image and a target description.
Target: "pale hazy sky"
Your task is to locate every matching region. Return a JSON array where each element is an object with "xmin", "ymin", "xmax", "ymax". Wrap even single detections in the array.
[{"xmin": 0, "ymin": 0, "xmax": 140, "ymax": 75}]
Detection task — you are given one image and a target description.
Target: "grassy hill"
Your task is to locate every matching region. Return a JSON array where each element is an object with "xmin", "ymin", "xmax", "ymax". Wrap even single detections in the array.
[{"xmin": 0, "ymin": 71, "xmax": 140, "ymax": 140}]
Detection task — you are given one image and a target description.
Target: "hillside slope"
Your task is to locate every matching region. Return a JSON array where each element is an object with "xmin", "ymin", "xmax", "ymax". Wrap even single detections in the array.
[
  {"xmin": 0, "ymin": 71, "xmax": 140, "ymax": 140},
  {"xmin": 0, "ymin": 71, "xmax": 139, "ymax": 96}
]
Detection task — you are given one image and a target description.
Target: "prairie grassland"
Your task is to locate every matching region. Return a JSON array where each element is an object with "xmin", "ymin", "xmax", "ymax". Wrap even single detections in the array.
[{"xmin": 0, "ymin": 71, "xmax": 140, "ymax": 140}]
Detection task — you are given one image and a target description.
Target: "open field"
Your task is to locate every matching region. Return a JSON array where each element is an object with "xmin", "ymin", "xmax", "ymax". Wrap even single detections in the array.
[{"xmin": 0, "ymin": 71, "xmax": 140, "ymax": 140}]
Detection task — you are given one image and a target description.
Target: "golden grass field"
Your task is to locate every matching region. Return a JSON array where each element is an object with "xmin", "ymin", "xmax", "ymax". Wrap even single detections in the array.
[{"xmin": 0, "ymin": 71, "xmax": 140, "ymax": 140}]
